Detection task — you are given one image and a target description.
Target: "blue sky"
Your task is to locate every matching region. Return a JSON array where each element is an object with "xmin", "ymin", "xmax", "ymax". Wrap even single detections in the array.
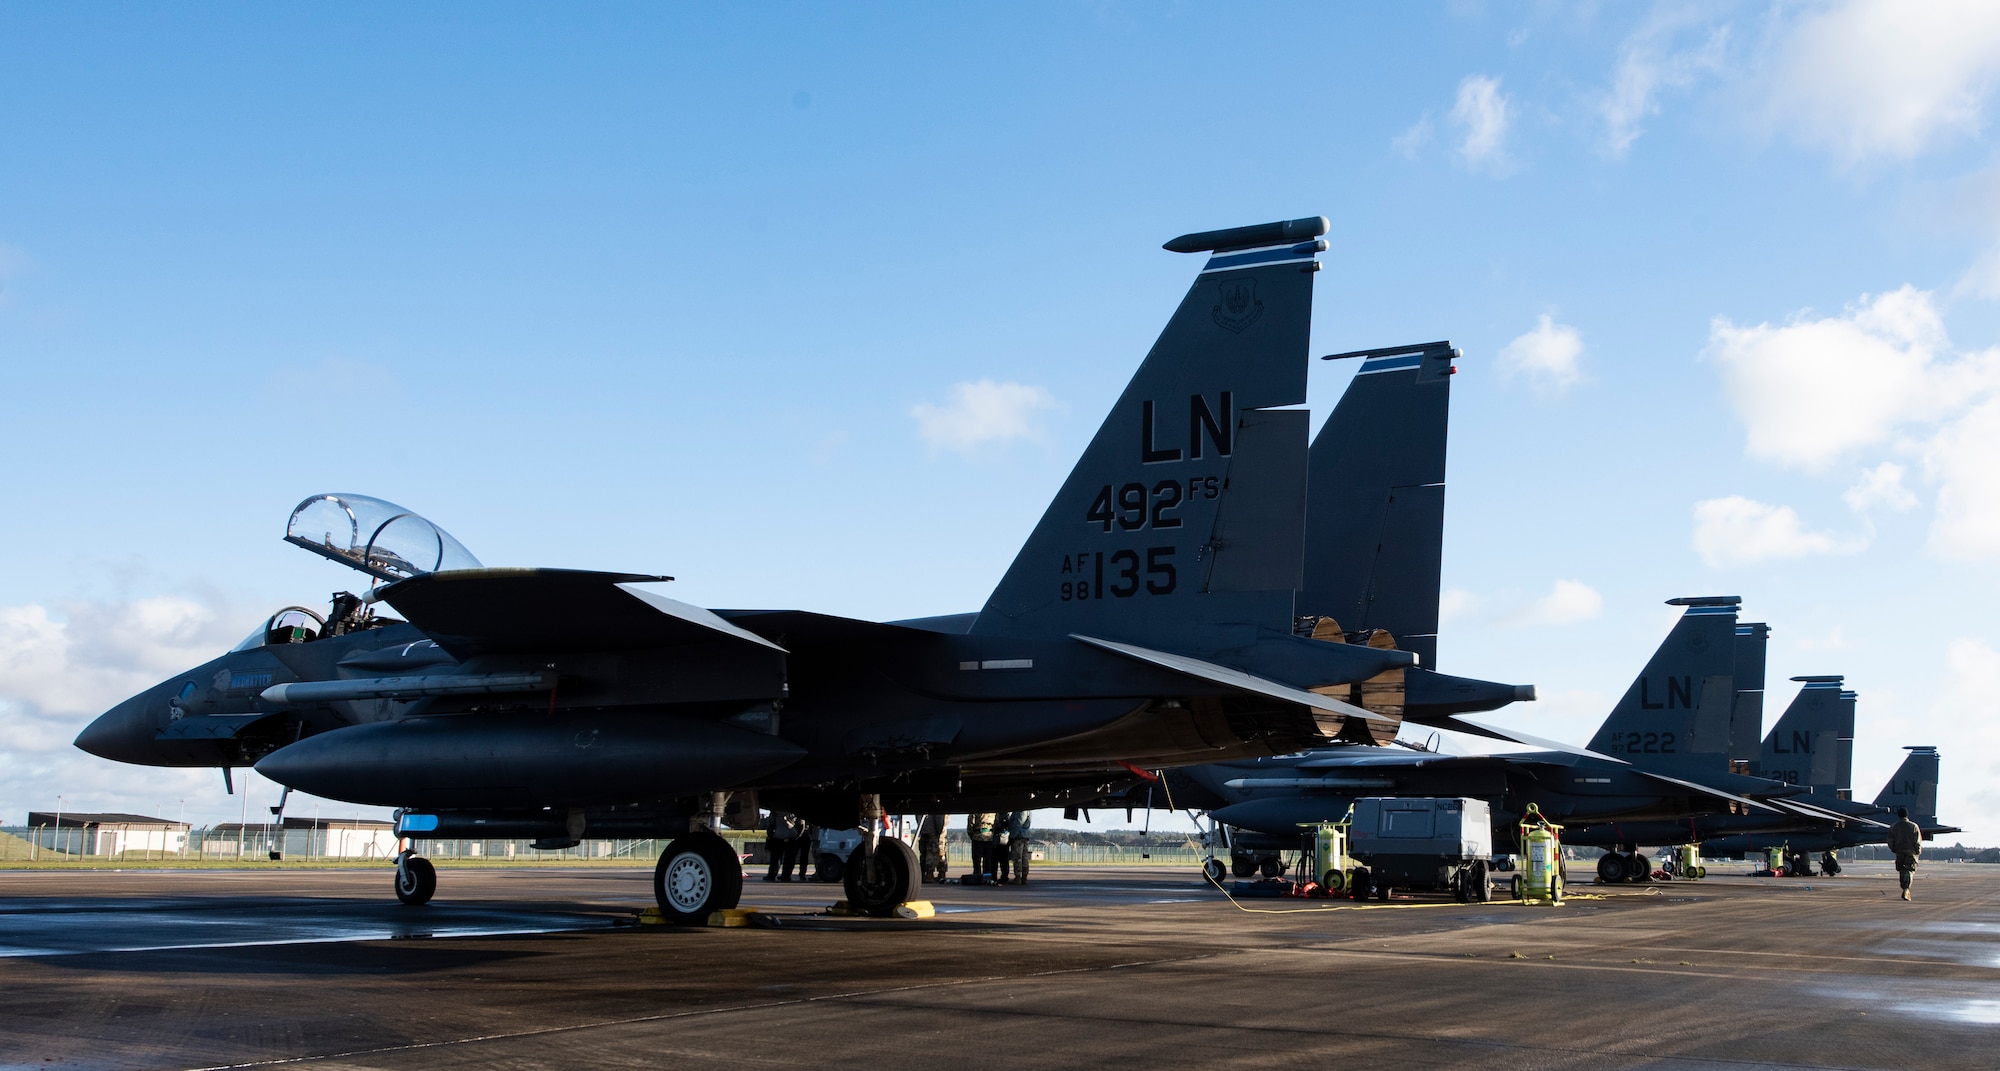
[{"xmin": 5, "ymin": 2, "xmax": 2000, "ymax": 842}]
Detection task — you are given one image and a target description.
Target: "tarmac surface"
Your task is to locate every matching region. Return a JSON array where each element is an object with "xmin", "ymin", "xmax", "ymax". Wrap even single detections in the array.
[{"xmin": 2, "ymin": 860, "xmax": 1995, "ymax": 1069}]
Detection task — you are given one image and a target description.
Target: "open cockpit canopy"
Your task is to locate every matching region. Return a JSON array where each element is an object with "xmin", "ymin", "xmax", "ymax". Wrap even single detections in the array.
[{"xmin": 284, "ymin": 493, "xmax": 482, "ymax": 582}]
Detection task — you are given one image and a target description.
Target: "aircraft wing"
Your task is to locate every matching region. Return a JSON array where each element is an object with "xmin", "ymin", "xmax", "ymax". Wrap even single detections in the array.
[
  {"xmin": 1450, "ymin": 715, "xmax": 1626, "ymax": 761},
  {"xmin": 1454, "ymin": 715, "xmax": 1780, "ymax": 813},
  {"xmin": 1072, "ymin": 635, "xmax": 1394, "ymax": 723},
  {"xmin": 376, "ymin": 568, "xmax": 788, "ymax": 658},
  {"xmin": 1764, "ymin": 797, "xmax": 1873, "ymax": 827}
]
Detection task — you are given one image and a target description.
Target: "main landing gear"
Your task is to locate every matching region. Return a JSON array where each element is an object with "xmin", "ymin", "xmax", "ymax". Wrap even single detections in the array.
[
  {"xmin": 653, "ymin": 830, "xmax": 746, "ymax": 923},
  {"xmin": 1594, "ymin": 844, "xmax": 1653, "ymax": 884}
]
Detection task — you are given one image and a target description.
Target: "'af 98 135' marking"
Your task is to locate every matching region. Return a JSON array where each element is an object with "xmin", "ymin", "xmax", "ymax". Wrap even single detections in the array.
[{"xmin": 1060, "ymin": 547, "xmax": 1177, "ymax": 601}]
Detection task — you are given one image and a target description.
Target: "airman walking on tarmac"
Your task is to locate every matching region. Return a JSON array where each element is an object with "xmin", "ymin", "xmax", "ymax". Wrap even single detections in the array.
[{"xmin": 1887, "ymin": 805, "xmax": 1922, "ymax": 901}]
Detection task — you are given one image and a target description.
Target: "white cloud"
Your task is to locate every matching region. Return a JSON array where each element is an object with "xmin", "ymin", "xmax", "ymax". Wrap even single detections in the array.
[
  {"xmin": 1497, "ymin": 314, "xmax": 1584, "ymax": 393},
  {"xmin": 1438, "ymin": 588, "xmax": 1479, "ymax": 624},
  {"xmin": 0, "ymin": 595, "xmax": 260, "ymax": 825},
  {"xmin": 910, "ymin": 379, "xmax": 1060, "ymax": 452},
  {"xmin": 1392, "ymin": 114, "xmax": 1434, "ymax": 159},
  {"xmin": 1503, "ymin": 579, "xmax": 1603, "ymax": 628},
  {"xmin": 1926, "ymin": 637, "xmax": 2000, "ymax": 835},
  {"xmin": 1792, "ymin": 625, "xmax": 1851, "ymax": 653},
  {"xmin": 1843, "ymin": 461, "xmax": 1919, "ymax": 513},
  {"xmin": 1756, "ymin": 0, "xmax": 2000, "ymax": 164},
  {"xmin": 1923, "ymin": 395, "xmax": 2000, "ymax": 559},
  {"xmin": 1691, "ymin": 495, "xmax": 1864, "ymax": 568},
  {"xmin": 1707, "ymin": 285, "xmax": 2000, "ymax": 561},
  {"xmin": 1704, "ymin": 286, "xmax": 2000, "ymax": 471},
  {"xmin": 1450, "ymin": 75, "xmax": 1512, "ymax": 175},
  {"xmin": 1600, "ymin": 9, "xmax": 1731, "ymax": 157}
]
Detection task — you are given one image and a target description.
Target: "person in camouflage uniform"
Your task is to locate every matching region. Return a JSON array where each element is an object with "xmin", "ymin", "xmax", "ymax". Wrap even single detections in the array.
[
  {"xmin": 967, "ymin": 812, "xmax": 998, "ymax": 884},
  {"xmin": 1002, "ymin": 810, "xmax": 1032, "ymax": 885},
  {"xmin": 918, "ymin": 813, "xmax": 949, "ymax": 884},
  {"xmin": 1887, "ymin": 806, "xmax": 1923, "ymax": 901}
]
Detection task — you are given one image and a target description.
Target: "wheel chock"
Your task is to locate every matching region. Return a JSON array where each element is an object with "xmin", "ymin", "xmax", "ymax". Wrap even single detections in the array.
[
  {"xmin": 638, "ymin": 908, "xmax": 668, "ymax": 926},
  {"xmin": 707, "ymin": 909, "xmax": 757, "ymax": 927},
  {"xmin": 894, "ymin": 900, "xmax": 936, "ymax": 919}
]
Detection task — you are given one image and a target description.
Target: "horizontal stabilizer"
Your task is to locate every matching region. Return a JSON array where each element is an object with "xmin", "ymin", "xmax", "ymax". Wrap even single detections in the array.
[
  {"xmin": 262, "ymin": 672, "xmax": 555, "ymax": 706},
  {"xmin": 1073, "ymin": 635, "xmax": 1394, "ymax": 723},
  {"xmin": 378, "ymin": 569, "xmax": 787, "ymax": 658}
]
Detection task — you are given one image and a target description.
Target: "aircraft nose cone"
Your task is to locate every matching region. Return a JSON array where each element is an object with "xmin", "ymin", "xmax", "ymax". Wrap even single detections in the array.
[{"xmin": 75, "ymin": 692, "xmax": 159, "ymax": 765}]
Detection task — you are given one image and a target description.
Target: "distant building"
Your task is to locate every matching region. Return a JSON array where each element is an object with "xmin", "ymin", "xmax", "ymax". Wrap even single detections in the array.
[
  {"xmin": 25, "ymin": 812, "xmax": 188, "ymax": 856},
  {"xmin": 206, "ymin": 818, "xmax": 397, "ymax": 859}
]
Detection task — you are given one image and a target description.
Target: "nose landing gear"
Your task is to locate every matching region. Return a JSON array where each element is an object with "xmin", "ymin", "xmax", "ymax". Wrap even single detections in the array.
[{"xmin": 394, "ymin": 852, "xmax": 437, "ymax": 906}]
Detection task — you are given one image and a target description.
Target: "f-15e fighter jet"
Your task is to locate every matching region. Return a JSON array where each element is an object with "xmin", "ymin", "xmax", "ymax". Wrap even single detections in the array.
[{"xmin": 78, "ymin": 216, "xmax": 1456, "ymax": 922}]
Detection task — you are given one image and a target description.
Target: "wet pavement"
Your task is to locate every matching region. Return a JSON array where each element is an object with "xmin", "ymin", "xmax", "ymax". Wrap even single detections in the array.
[{"xmin": 1, "ymin": 860, "xmax": 1995, "ymax": 1069}]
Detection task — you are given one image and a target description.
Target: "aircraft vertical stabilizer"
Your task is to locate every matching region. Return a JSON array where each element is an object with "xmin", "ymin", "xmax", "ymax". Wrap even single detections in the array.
[
  {"xmin": 973, "ymin": 218, "xmax": 1327, "ymax": 648},
  {"xmin": 1729, "ymin": 622, "xmax": 1769, "ymax": 770},
  {"xmin": 1297, "ymin": 341, "xmax": 1452, "ymax": 669},
  {"xmin": 1873, "ymin": 746, "xmax": 1943, "ymax": 829},
  {"xmin": 1585, "ymin": 597, "xmax": 1739, "ymax": 775},
  {"xmin": 1757, "ymin": 676, "xmax": 1850, "ymax": 797}
]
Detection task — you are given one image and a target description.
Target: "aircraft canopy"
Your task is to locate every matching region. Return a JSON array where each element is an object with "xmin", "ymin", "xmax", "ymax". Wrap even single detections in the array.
[{"xmin": 284, "ymin": 493, "xmax": 482, "ymax": 582}]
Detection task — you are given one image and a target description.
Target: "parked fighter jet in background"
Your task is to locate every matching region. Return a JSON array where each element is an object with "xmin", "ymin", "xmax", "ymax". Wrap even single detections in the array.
[
  {"xmin": 1702, "ymin": 746, "xmax": 1959, "ymax": 865},
  {"xmin": 1175, "ymin": 596, "xmax": 1860, "ymax": 880},
  {"xmin": 79, "ymin": 216, "xmax": 1465, "ymax": 922}
]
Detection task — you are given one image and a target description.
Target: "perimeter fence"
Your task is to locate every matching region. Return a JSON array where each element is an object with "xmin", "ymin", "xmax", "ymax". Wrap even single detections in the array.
[{"xmin": 0, "ymin": 825, "xmax": 1206, "ymax": 867}]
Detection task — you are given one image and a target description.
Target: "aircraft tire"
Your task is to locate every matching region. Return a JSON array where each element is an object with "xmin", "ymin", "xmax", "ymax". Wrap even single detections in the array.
[
  {"xmin": 817, "ymin": 854, "xmax": 844, "ymax": 883},
  {"xmin": 1258, "ymin": 855, "xmax": 1285, "ymax": 879},
  {"xmin": 1631, "ymin": 854, "xmax": 1652, "ymax": 882},
  {"xmin": 1203, "ymin": 859, "xmax": 1227, "ymax": 885},
  {"xmin": 394, "ymin": 855, "xmax": 436, "ymax": 906},
  {"xmin": 653, "ymin": 831, "xmax": 744, "ymax": 924},
  {"xmin": 844, "ymin": 838, "xmax": 920, "ymax": 917},
  {"xmin": 1596, "ymin": 853, "xmax": 1628, "ymax": 884},
  {"xmin": 1230, "ymin": 852, "xmax": 1258, "ymax": 878}
]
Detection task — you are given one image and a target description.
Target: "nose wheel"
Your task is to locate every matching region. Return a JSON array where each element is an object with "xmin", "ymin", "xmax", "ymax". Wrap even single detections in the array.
[{"xmin": 394, "ymin": 853, "xmax": 437, "ymax": 906}]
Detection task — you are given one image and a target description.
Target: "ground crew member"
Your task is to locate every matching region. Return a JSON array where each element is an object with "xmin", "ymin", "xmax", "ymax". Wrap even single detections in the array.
[
  {"xmin": 792, "ymin": 822, "xmax": 818, "ymax": 881},
  {"xmin": 1887, "ymin": 806, "xmax": 1923, "ymax": 901},
  {"xmin": 967, "ymin": 812, "xmax": 998, "ymax": 883},
  {"xmin": 1003, "ymin": 810, "xmax": 1032, "ymax": 885},
  {"xmin": 762, "ymin": 810, "xmax": 801, "ymax": 882},
  {"xmin": 918, "ymin": 814, "xmax": 949, "ymax": 884}
]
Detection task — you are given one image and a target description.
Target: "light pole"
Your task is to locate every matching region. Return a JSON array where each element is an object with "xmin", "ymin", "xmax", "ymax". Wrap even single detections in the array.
[
  {"xmin": 238, "ymin": 772, "xmax": 250, "ymax": 861},
  {"xmin": 177, "ymin": 798, "xmax": 187, "ymax": 859},
  {"xmin": 54, "ymin": 795, "xmax": 65, "ymax": 859}
]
